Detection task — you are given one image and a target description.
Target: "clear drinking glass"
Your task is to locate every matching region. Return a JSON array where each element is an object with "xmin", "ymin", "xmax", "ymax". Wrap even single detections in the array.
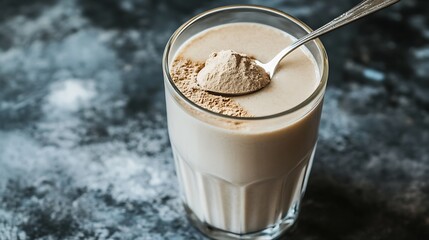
[{"xmin": 162, "ymin": 5, "xmax": 328, "ymax": 239}]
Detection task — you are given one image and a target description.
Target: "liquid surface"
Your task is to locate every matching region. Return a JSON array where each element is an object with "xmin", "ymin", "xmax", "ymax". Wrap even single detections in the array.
[{"xmin": 176, "ymin": 23, "xmax": 320, "ymax": 117}]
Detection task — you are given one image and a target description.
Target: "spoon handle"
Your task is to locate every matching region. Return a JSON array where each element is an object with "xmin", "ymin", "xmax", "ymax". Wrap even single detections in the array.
[{"xmin": 267, "ymin": 0, "xmax": 400, "ymax": 73}]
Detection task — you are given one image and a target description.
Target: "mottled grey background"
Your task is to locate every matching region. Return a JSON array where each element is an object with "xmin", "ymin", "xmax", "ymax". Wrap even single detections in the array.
[{"xmin": 0, "ymin": 0, "xmax": 428, "ymax": 239}]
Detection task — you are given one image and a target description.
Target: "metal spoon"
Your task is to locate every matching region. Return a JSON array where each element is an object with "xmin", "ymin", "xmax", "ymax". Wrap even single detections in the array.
[
  {"xmin": 202, "ymin": 0, "xmax": 400, "ymax": 96},
  {"xmin": 257, "ymin": 0, "xmax": 400, "ymax": 80}
]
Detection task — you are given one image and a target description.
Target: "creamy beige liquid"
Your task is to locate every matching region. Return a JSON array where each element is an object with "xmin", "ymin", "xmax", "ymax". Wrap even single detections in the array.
[
  {"xmin": 178, "ymin": 23, "xmax": 319, "ymax": 116},
  {"xmin": 166, "ymin": 23, "xmax": 323, "ymax": 235}
]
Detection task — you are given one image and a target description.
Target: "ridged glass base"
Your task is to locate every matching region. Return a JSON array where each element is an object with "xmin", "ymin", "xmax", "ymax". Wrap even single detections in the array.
[
  {"xmin": 184, "ymin": 203, "xmax": 298, "ymax": 239},
  {"xmin": 172, "ymin": 143, "xmax": 316, "ymax": 239}
]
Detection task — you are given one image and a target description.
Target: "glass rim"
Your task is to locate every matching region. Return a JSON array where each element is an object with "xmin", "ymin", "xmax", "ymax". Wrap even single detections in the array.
[{"xmin": 162, "ymin": 4, "xmax": 329, "ymax": 121}]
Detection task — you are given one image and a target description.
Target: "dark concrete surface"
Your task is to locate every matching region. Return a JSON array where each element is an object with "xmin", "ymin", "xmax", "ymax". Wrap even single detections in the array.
[{"xmin": 0, "ymin": 0, "xmax": 428, "ymax": 239}]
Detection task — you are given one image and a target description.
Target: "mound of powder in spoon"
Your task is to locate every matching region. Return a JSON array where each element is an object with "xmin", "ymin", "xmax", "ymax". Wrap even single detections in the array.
[{"xmin": 196, "ymin": 50, "xmax": 270, "ymax": 95}]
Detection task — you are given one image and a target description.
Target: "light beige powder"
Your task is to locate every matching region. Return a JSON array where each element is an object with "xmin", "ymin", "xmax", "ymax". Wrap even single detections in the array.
[
  {"xmin": 170, "ymin": 58, "xmax": 251, "ymax": 117},
  {"xmin": 196, "ymin": 50, "xmax": 270, "ymax": 95}
]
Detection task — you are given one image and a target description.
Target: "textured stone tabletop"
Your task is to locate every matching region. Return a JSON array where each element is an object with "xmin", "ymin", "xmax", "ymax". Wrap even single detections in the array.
[{"xmin": 0, "ymin": 0, "xmax": 428, "ymax": 239}]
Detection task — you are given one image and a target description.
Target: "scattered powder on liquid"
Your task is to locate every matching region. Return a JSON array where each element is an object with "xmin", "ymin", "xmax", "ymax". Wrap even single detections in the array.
[
  {"xmin": 196, "ymin": 50, "xmax": 270, "ymax": 95},
  {"xmin": 170, "ymin": 58, "xmax": 251, "ymax": 117}
]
